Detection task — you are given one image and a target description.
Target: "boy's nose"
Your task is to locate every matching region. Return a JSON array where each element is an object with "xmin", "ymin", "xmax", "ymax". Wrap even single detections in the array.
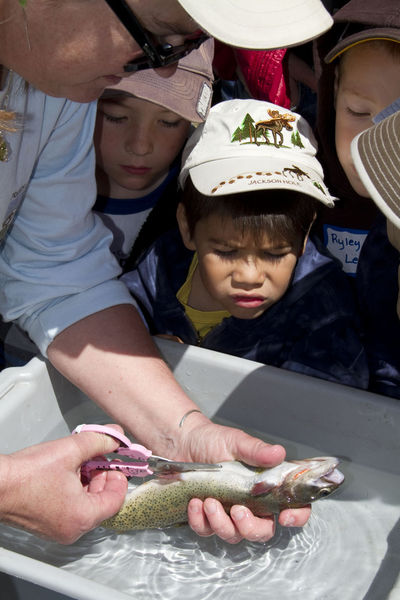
[
  {"xmin": 233, "ymin": 261, "xmax": 265, "ymax": 287},
  {"xmin": 125, "ymin": 131, "xmax": 152, "ymax": 156}
]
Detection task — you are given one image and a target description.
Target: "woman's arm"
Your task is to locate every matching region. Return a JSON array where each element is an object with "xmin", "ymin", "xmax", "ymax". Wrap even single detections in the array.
[{"xmin": 48, "ymin": 304, "xmax": 311, "ymax": 544}]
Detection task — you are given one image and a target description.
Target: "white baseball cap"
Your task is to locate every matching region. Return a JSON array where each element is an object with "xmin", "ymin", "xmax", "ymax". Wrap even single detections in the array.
[
  {"xmin": 179, "ymin": 99, "xmax": 335, "ymax": 207},
  {"xmin": 177, "ymin": 0, "xmax": 333, "ymax": 50}
]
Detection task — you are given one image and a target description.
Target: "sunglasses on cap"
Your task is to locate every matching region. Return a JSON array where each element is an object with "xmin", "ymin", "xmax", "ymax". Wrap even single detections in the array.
[{"xmin": 104, "ymin": 0, "xmax": 209, "ymax": 73}]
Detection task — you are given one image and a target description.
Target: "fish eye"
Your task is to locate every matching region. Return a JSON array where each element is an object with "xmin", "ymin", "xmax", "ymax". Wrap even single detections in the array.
[{"xmin": 318, "ymin": 488, "xmax": 331, "ymax": 498}]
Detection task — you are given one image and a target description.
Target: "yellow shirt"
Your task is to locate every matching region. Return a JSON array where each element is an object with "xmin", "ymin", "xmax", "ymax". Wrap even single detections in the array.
[{"xmin": 176, "ymin": 254, "xmax": 230, "ymax": 340}]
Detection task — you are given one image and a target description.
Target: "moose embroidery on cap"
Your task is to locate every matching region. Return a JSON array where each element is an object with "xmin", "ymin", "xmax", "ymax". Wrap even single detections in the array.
[
  {"xmin": 210, "ymin": 108, "xmax": 328, "ymax": 196},
  {"xmin": 254, "ymin": 110, "xmax": 296, "ymax": 147},
  {"xmin": 231, "ymin": 109, "xmax": 300, "ymax": 148}
]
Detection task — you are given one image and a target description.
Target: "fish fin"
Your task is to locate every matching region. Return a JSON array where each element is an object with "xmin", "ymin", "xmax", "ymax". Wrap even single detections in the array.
[{"xmin": 250, "ymin": 481, "xmax": 277, "ymax": 496}]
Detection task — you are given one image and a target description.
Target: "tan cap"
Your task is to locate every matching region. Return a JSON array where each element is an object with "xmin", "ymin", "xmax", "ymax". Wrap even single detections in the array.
[
  {"xmin": 323, "ymin": 0, "xmax": 400, "ymax": 63},
  {"xmin": 102, "ymin": 39, "xmax": 214, "ymax": 123},
  {"xmin": 325, "ymin": 26, "xmax": 400, "ymax": 63}
]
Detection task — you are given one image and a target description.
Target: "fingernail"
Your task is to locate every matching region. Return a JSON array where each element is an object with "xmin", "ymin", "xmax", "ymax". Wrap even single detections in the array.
[
  {"xmin": 233, "ymin": 507, "xmax": 247, "ymax": 521},
  {"xmin": 282, "ymin": 515, "xmax": 295, "ymax": 527},
  {"xmin": 270, "ymin": 444, "xmax": 285, "ymax": 459},
  {"xmin": 205, "ymin": 499, "xmax": 217, "ymax": 515},
  {"xmin": 188, "ymin": 500, "xmax": 201, "ymax": 514}
]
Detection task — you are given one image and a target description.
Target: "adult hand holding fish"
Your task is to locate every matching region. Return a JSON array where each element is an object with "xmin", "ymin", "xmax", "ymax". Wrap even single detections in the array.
[
  {"xmin": 169, "ymin": 416, "xmax": 311, "ymax": 544},
  {"xmin": 75, "ymin": 423, "xmax": 311, "ymax": 545},
  {"xmin": 0, "ymin": 426, "xmax": 128, "ymax": 544},
  {"xmin": 102, "ymin": 457, "xmax": 343, "ymax": 533}
]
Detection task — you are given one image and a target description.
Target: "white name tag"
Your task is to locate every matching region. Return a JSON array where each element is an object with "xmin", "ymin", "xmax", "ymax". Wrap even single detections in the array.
[{"xmin": 324, "ymin": 224, "xmax": 369, "ymax": 276}]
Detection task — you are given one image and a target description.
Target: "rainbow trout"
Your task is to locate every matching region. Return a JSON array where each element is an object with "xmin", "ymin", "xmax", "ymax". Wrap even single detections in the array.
[{"xmin": 102, "ymin": 457, "xmax": 344, "ymax": 532}]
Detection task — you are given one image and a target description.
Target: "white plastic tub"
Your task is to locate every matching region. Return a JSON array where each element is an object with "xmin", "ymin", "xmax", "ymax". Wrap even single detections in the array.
[{"xmin": 0, "ymin": 339, "xmax": 399, "ymax": 599}]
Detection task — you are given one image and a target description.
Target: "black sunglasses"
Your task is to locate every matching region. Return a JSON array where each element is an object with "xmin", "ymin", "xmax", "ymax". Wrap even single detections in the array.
[{"xmin": 104, "ymin": 0, "xmax": 209, "ymax": 73}]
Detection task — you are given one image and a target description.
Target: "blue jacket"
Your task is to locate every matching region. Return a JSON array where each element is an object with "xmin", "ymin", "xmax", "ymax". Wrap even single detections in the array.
[
  {"xmin": 122, "ymin": 229, "xmax": 369, "ymax": 389},
  {"xmin": 357, "ymin": 215, "xmax": 400, "ymax": 399}
]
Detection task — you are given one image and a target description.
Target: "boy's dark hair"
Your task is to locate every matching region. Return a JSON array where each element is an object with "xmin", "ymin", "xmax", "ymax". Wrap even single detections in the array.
[{"xmin": 182, "ymin": 176, "xmax": 319, "ymax": 251}]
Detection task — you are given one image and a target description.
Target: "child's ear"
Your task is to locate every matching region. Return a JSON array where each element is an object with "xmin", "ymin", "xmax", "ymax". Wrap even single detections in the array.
[{"xmin": 176, "ymin": 203, "xmax": 196, "ymax": 251}]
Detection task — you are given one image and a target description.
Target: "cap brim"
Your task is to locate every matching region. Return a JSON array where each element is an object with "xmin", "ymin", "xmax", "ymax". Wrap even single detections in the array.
[
  {"xmin": 325, "ymin": 28, "xmax": 400, "ymax": 63},
  {"xmin": 351, "ymin": 119, "xmax": 400, "ymax": 229},
  {"xmin": 103, "ymin": 38, "xmax": 214, "ymax": 123},
  {"xmin": 103, "ymin": 73, "xmax": 212, "ymax": 123},
  {"xmin": 177, "ymin": 0, "xmax": 333, "ymax": 50},
  {"xmin": 188, "ymin": 156, "xmax": 335, "ymax": 207}
]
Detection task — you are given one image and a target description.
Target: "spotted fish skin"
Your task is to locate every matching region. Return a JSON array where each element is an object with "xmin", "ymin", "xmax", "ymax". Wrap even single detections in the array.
[
  {"xmin": 102, "ymin": 458, "xmax": 344, "ymax": 532},
  {"xmin": 103, "ymin": 467, "xmax": 270, "ymax": 532}
]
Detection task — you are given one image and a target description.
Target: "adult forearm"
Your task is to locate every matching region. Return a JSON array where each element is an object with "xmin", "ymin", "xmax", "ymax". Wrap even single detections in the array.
[
  {"xmin": 44, "ymin": 305, "xmax": 312, "ymax": 544},
  {"xmin": 47, "ymin": 304, "xmax": 209, "ymax": 457}
]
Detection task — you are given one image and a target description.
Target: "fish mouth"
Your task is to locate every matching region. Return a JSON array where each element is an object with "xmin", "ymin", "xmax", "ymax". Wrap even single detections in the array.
[
  {"xmin": 321, "ymin": 467, "xmax": 345, "ymax": 486},
  {"xmin": 317, "ymin": 457, "xmax": 345, "ymax": 486},
  {"xmin": 300, "ymin": 457, "xmax": 345, "ymax": 488}
]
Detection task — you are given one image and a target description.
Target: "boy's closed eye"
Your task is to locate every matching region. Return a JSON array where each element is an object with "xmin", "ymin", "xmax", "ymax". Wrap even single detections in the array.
[
  {"xmin": 345, "ymin": 106, "xmax": 372, "ymax": 118},
  {"xmin": 213, "ymin": 248, "xmax": 237, "ymax": 258},
  {"xmin": 160, "ymin": 118, "xmax": 185, "ymax": 128},
  {"xmin": 212, "ymin": 247, "xmax": 293, "ymax": 262},
  {"xmin": 100, "ymin": 109, "xmax": 182, "ymax": 129},
  {"xmin": 102, "ymin": 111, "xmax": 127, "ymax": 124},
  {"xmin": 98, "ymin": 100, "xmax": 128, "ymax": 124},
  {"xmin": 262, "ymin": 251, "xmax": 291, "ymax": 262},
  {"xmin": 339, "ymin": 93, "xmax": 374, "ymax": 120}
]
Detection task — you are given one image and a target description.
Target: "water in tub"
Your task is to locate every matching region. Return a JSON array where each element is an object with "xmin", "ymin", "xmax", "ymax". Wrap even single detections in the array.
[{"xmin": 0, "ymin": 426, "xmax": 399, "ymax": 600}]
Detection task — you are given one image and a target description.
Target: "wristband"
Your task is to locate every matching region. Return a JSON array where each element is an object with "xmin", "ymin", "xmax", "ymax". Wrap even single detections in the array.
[{"xmin": 178, "ymin": 409, "xmax": 202, "ymax": 428}]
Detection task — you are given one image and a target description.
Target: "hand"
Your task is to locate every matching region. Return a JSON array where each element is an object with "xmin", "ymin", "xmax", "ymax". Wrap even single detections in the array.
[
  {"xmin": 179, "ymin": 419, "xmax": 311, "ymax": 544},
  {"xmin": 0, "ymin": 426, "xmax": 128, "ymax": 544}
]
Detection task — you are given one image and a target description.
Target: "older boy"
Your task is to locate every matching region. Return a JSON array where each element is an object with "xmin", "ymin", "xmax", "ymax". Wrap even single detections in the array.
[
  {"xmin": 123, "ymin": 99, "xmax": 368, "ymax": 389},
  {"xmin": 94, "ymin": 39, "xmax": 214, "ymax": 267}
]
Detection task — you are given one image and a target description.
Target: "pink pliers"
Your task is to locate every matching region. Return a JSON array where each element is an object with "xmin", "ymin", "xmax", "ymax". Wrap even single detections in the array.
[{"xmin": 72, "ymin": 424, "xmax": 221, "ymax": 479}]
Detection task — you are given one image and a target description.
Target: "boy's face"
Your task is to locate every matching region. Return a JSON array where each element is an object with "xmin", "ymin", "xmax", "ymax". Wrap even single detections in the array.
[
  {"xmin": 95, "ymin": 95, "xmax": 190, "ymax": 198},
  {"xmin": 335, "ymin": 43, "xmax": 400, "ymax": 197},
  {"xmin": 179, "ymin": 211, "xmax": 301, "ymax": 320}
]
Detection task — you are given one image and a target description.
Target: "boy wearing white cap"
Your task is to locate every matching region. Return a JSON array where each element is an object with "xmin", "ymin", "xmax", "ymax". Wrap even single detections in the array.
[
  {"xmin": 123, "ymin": 99, "xmax": 368, "ymax": 389},
  {"xmin": 94, "ymin": 39, "xmax": 214, "ymax": 267}
]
